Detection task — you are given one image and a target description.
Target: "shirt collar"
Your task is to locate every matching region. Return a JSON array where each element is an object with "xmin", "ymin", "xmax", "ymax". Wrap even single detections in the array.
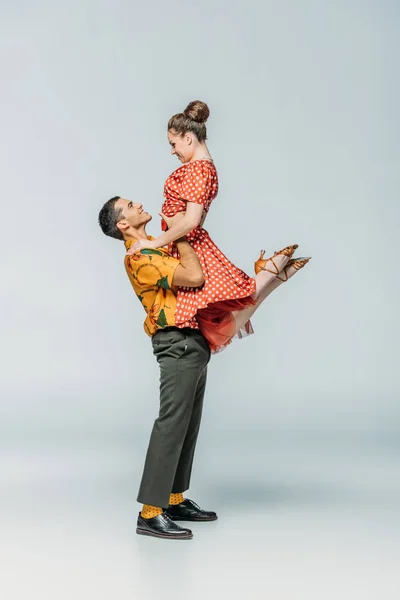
[{"xmin": 124, "ymin": 235, "xmax": 155, "ymax": 252}]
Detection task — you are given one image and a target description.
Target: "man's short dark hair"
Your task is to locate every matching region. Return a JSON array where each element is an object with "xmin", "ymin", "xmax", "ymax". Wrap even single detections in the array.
[{"xmin": 98, "ymin": 196, "xmax": 124, "ymax": 240}]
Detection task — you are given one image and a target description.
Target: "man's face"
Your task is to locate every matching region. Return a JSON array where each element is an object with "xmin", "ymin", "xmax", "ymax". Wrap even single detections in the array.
[{"xmin": 115, "ymin": 198, "xmax": 152, "ymax": 231}]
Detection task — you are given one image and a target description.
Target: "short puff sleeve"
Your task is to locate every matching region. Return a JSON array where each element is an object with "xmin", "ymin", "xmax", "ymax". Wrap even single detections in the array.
[{"xmin": 180, "ymin": 162, "xmax": 212, "ymax": 206}]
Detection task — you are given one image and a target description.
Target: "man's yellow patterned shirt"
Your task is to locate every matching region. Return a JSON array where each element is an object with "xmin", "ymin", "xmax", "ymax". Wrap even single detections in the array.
[{"xmin": 124, "ymin": 237, "xmax": 198, "ymax": 337}]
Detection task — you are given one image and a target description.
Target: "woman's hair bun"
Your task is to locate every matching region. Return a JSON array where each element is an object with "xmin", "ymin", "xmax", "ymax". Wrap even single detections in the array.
[{"xmin": 183, "ymin": 100, "xmax": 210, "ymax": 124}]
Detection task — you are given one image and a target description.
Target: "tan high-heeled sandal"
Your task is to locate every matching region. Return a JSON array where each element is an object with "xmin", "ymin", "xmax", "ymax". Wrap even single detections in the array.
[
  {"xmin": 254, "ymin": 245, "xmax": 299, "ymax": 275},
  {"xmin": 276, "ymin": 257, "xmax": 311, "ymax": 282}
]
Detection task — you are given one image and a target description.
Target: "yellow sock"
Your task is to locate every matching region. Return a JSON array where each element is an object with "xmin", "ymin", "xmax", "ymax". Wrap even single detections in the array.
[
  {"xmin": 141, "ymin": 504, "xmax": 163, "ymax": 519},
  {"xmin": 169, "ymin": 492, "xmax": 184, "ymax": 506}
]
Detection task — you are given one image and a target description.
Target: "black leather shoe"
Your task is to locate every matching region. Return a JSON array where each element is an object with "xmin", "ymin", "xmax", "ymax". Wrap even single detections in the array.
[
  {"xmin": 165, "ymin": 499, "xmax": 218, "ymax": 522},
  {"xmin": 136, "ymin": 512, "xmax": 193, "ymax": 539}
]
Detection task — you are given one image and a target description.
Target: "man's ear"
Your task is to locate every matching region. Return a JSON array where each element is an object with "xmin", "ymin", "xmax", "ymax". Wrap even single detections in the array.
[{"xmin": 117, "ymin": 220, "xmax": 129, "ymax": 233}]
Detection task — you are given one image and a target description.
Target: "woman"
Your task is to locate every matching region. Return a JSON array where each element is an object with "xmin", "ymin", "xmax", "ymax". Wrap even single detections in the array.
[{"xmin": 130, "ymin": 101, "xmax": 310, "ymax": 352}]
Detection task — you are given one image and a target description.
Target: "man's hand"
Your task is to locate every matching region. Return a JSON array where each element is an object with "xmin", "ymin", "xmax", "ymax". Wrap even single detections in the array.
[
  {"xmin": 128, "ymin": 212, "xmax": 187, "ymax": 255},
  {"xmin": 160, "ymin": 211, "xmax": 186, "ymax": 231},
  {"xmin": 127, "ymin": 238, "xmax": 157, "ymax": 255}
]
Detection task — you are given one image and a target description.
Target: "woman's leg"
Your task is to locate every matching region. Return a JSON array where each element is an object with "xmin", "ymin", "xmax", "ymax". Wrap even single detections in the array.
[
  {"xmin": 232, "ymin": 258, "xmax": 310, "ymax": 332},
  {"xmin": 253, "ymin": 245, "xmax": 298, "ymax": 298},
  {"xmin": 253, "ymin": 254, "xmax": 289, "ymax": 296}
]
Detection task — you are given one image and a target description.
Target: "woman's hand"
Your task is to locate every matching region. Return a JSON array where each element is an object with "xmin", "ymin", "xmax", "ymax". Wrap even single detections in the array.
[
  {"xmin": 160, "ymin": 211, "xmax": 186, "ymax": 230},
  {"xmin": 127, "ymin": 238, "xmax": 157, "ymax": 255}
]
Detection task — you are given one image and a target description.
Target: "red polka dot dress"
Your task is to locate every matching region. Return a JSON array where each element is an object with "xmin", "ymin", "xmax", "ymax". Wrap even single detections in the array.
[{"xmin": 162, "ymin": 159, "xmax": 256, "ymax": 353}]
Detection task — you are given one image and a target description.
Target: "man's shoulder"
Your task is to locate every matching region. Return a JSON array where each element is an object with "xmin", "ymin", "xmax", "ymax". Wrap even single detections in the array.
[
  {"xmin": 125, "ymin": 247, "xmax": 172, "ymax": 265},
  {"xmin": 124, "ymin": 247, "xmax": 178, "ymax": 278},
  {"xmin": 139, "ymin": 248, "xmax": 165, "ymax": 257}
]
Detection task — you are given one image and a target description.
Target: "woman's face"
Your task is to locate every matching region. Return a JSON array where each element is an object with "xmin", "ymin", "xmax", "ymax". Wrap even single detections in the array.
[{"xmin": 168, "ymin": 130, "xmax": 194, "ymax": 164}]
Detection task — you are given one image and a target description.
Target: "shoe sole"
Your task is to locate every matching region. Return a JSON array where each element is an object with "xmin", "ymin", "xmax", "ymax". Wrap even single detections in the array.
[
  {"xmin": 168, "ymin": 516, "xmax": 218, "ymax": 522},
  {"xmin": 136, "ymin": 528, "xmax": 193, "ymax": 540}
]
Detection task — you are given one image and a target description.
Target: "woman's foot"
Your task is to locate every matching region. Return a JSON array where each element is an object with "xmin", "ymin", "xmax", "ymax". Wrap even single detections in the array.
[
  {"xmin": 236, "ymin": 255, "xmax": 311, "ymax": 330},
  {"xmin": 276, "ymin": 257, "xmax": 311, "ymax": 282},
  {"xmin": 254, "ymin": 245, "xmax": 299, "ymax": 275}
]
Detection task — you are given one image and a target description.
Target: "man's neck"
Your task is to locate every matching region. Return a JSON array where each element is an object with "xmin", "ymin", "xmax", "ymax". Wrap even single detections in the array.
[{"xmin": 124, "ymin": 226, "xmax": 148, "ymax": 241}]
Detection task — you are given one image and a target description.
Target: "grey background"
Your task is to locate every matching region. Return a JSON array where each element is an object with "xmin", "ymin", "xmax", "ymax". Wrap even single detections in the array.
[{"xmin": 1, "ymin": 1, "xmax": 399, "ymax": 598}]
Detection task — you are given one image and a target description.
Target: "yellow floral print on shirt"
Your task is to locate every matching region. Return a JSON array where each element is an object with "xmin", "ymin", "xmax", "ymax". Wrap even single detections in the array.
[{"xmin": 124, "ymin": 239, "xmax": 180, "ymax": 337}]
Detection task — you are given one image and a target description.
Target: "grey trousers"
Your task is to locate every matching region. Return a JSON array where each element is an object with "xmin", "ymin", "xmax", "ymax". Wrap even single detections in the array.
[{"xmin": 137, "ymin": 327, "xmax": 211, "ymax": 508}]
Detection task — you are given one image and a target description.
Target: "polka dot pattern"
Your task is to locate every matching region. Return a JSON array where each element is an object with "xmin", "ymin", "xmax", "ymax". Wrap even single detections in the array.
[
  {"xmin": 163, "ymin": 159, "xmax": 218, "ymax": 214},
  {"xmin": 169, "ymin": 492, "xmax": 184, "ymax": 506},
  {"xmin": 162, "ymin": 160, "xmax": 256, "ymax": 330},
  {"xmin": 141, "ymin": 504, "xmax": 163, "ymax": 519}
]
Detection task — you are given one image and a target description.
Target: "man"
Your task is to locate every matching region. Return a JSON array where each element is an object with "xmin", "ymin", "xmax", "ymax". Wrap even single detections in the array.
[{"xmin": 98, "ymin": 197, "xmax": 217, "ymax": 540}]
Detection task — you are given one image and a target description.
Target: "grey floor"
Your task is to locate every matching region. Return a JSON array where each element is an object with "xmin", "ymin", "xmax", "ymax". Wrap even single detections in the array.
[{"xmin": 1, "ymin": 431, "xmax": 400, "ymax": 600}]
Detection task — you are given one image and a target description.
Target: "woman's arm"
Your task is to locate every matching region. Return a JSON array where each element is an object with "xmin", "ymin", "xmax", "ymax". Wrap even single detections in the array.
[
  {"xmin": 154, "ymin": 202, "xmax": 204, "ymax": 247},
  {"xmin": 129, "ymin": 202, "xmax": 204, "ymax": 253}
]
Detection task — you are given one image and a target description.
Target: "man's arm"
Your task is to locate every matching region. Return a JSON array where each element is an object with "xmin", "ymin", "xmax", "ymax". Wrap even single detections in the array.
[{"xmin": 172, "ymin": 238, "xmax": 204, "ymax": 288}]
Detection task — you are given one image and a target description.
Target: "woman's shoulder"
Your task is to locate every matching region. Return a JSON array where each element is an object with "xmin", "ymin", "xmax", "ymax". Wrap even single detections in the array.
[{"xmin": 185, "ymin": 159, "xmax": 217, "ymax": 177}]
